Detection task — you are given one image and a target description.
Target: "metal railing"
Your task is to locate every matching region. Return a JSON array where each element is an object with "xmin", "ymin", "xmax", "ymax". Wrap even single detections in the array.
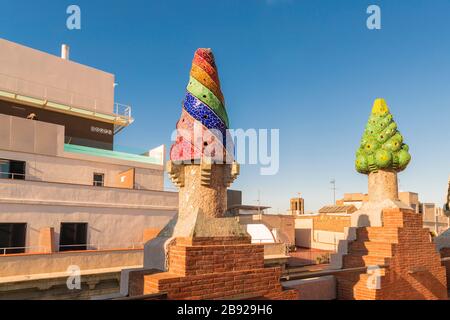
[
  {"xmin": 58, "ymin": 242, "xmax": 144, "ymax": 251},
  {"xmin": 283, "ymin": 255, "xmax": 450, "ymax": 281},
  {"xmin": 114, "ymin": 103, "xmax": 132, "ymax": 121},
  {"xmin": 0, "ymin": 171, "xmax": 26, "ymax": 180},
  {"xmin": 1, "ymin": 171, "xmax": 107, "ymax": 187},
  {"xmin": 281, "ymin": 264, "xmax": 390, "ymax": 281},
  {"xmin": 0, "ymin": 242, "xmax": 144, "ymax": 256},
  {"xmin": 0, "ymin": 72, "xmax": 132, "ymax": 120},
  {"xmin": 0, "ymin": 174, "xmax": 179, "ymax": 196},
  {"xmin": 93, "ymin": 180, "xmax": 104, "ymax": 187},
  {"xmin": 252, "ymin": 239, "xmax": 277, "ymax": 244},
  {"xmin": 1, "ymin": 245, "xmax": 47, "ymax": 255},
  {"xmin": 288, "ymin": 248, "xmax": 333, "ymax": 267}
]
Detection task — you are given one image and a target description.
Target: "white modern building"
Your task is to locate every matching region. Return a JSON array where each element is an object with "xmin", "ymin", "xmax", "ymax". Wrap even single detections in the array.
[{"xmin": 0, "ymin": 38, "xmax": 177, "ymax": 299}]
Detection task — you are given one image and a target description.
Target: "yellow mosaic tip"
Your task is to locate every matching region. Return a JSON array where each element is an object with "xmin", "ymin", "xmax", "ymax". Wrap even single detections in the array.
[{"xmin": 372, "ymin": 98, "xmax": 390, "ymax": 115}]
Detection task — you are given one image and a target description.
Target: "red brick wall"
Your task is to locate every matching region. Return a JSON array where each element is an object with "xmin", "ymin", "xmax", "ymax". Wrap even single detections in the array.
[
  {"xmin": 337, "ymin": 208, "xmax": 448, "ymax": 300},
  {"xmin": 143, "ymin": 236, "xmax": 298, "ymax": 300},
  {"xmin": 169, "ymin": 243, "xmax": 264, "ymax": 276}
]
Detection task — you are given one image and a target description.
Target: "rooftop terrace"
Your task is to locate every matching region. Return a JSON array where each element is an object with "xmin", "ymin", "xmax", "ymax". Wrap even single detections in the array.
[{"xmin": 64, "ymin": 144, "xmax": 163, "ymax": 166}]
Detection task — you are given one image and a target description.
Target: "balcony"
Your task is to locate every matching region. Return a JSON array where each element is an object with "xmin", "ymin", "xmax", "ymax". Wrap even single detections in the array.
[
  {"xmin": 0, "ymin": 72, "xmax": 133, "ymax": 133},
  {"xmin": 0, "ymin": 178, "xmax": 178, "ymax": 210},
  {"xmin": 64, "ymin": 143, "xmax": 162, "ymax": 166}
]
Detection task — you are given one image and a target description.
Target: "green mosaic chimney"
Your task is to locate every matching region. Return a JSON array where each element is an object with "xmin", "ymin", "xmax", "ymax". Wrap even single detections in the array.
[{"xmin": 355, "ymin": 99, "xmax": 411, "ymax": 174}]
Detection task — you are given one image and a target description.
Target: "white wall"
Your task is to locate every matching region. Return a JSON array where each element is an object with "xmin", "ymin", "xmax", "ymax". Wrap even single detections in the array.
[
  {"xmin": 295, "ymin": 219, "xmax": 313, "ymax": 248},
  {"xmin": 295, "ymin": 218, "xmax": 345, "ymax": 251},
  {"xmin": 0, "ymin": 178, "xmax": 178, "ymax": 252},
  {"xmin": 0, "ymin": 203, "xmax": 176, "ymax": 252},
  {"xmin": 0, "ymin": 38, "xmax": 115, "ymax": 114},
  {"xmin": 0, "ymin": 148, "xmax": 164, "ymax": 190},
  {"xmin": 312, "ymin": 230, "xmax": 344, "ymax": 251},
  {"xmin": 0, "ymin": 249, "xmax": 143, "ymax": 278},
  {"xmin": 0, "ymin": 114, "xmax": 165, "ymax": 190}
]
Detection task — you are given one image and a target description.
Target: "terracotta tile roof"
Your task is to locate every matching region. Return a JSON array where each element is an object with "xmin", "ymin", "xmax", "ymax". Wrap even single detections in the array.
[{"xmin": 318, "ymin": 205, "xmax": 357, "ymax": 214}]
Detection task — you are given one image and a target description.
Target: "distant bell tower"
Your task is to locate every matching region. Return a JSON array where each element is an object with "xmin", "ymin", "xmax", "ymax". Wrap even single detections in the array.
[{"xmin": 290, "ymin": 194, "xmax": 305, "ymax": 215}]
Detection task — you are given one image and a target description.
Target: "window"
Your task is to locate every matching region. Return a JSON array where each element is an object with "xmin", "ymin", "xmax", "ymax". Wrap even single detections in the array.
[
  {"xmin": 93, "ymin": 173, "xmax": 104, "ymax": 187},
  {"xmin": 0, "ymin": 159, "xmax": 25, "ymax": 180},
  {"xmin": 59, "ymin": 223, "xmax": 88, "ymax": 252},
  {"xmin": 0, "ymin": 223, "xmax": 27, "ymax": 254}
]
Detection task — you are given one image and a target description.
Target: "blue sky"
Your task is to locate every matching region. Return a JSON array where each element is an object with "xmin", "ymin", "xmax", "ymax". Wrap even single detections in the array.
[{"xmin": 1, "ymin": 0, "xmax": 449, "ymax": 212}]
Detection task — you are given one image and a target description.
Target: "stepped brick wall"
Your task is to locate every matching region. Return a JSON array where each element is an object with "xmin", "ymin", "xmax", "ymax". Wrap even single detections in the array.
[
  {"xmin": 336, "ymin": 208, "xmax": 448, "ymax": 300},
  {"xmin": 142, "ymin": 236, "xmax": 298, "ymax": 300}
]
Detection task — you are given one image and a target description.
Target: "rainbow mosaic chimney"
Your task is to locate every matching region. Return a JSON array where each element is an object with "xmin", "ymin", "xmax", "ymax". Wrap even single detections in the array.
[
  {"xmin": 134, "ymin": 51, "xmax": 297, "ymax": 300},
  {"xmin": 141, "ymin": 49, "xmax": 243, "ymax": 273},
  {"xmin": 167, "ymin": 48, "xmax": 239, "ymax": 218}
]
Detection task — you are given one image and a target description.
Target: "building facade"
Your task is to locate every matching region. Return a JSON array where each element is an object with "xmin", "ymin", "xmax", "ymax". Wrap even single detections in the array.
[{"xmin": 0, "ymin": 38, "xmax": 179, "ymax": 299}]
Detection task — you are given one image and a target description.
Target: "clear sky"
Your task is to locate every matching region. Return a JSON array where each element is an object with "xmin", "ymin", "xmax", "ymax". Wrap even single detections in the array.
[{"xmin": 1, "ymin": 0, "xmax": 449, "ymax": 212}]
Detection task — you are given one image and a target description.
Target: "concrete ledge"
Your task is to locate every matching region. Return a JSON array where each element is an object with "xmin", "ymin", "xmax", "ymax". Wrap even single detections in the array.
[
  {"xmin": 0, "ymin": 198, "xmax": 178, "ymax": 211},
  {"xmin": 282, "ymin": 275, "xmax": 336, "ymax": 300},
  {"xmin": 0, "ymin": 265, "xmax": 140, "ymax": 285},
  {"xmin": 0, "ymin": 249, "xmax": 143, "ymax": 278}
]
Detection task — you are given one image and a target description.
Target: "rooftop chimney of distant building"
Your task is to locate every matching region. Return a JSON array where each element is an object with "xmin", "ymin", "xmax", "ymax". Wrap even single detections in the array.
[{"xmin": 61, "ymin": 44, "xmax": 70, "ymax": 60}]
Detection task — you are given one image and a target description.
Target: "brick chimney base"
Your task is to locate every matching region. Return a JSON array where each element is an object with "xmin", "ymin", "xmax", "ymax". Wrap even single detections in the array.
[
  {"xmin": 142, "ymin": 236, "xmax": 298, "ymax": 300},
  {"xmin": 336, "ymin": 208, "xmax": 448, "ymax": 300}
]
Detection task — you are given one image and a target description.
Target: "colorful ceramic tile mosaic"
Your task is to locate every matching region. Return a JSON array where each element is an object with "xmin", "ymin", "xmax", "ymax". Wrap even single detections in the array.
[
  {"xmin": 192, "ymin": 53, "xmax": 220, "ymax": 85},
  {"xmin": 187, "ymin": 77, "xmax": 228, "ymax": 127},
  {"xmin": 355, "ymin": 99, "xmax": 411, "ymax": 174},
  {"xmin": 170, "ymin": 136, "xmax": 202, "ymax": 161},
  {"xmin": 195, "ymin": 48, "xmax": 218, "ymax": 70},
  {"xmin": 171, "ymin": 109, "xmax": 229, "ymax": 162},
  {"xmin": 170, "ymin": 48, "xmax": 233, "ymax": 163},
  {"xmin": 190, "ymin": 64, "xmax": 224, "ymax": 104},
  {"xmin": 183, "ymin": 92, "xmax": 227, "ymax": 142}
]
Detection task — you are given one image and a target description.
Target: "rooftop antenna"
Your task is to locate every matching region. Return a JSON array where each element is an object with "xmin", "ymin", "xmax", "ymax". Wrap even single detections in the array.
[
  {"xmin": 330, "ymin": 178, "xmax": 336, "ymax": 204},
  {"xmin": 255, "ymin": 190, "xmax": 261, "ymax": 218}
]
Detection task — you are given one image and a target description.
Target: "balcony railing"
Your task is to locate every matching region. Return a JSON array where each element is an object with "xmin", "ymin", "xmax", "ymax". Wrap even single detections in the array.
[
  {"xmin": 1, "ymin": 246, "xmax": 46, "ymax": 255},
  {"xmin": 1, "ymin": 242, "xmax": 145, "ymax": 255},
  {"xmin": 0, "ymin": 171, "xmax": 26, "ymax": 180},
  {"xmin": 114, "ymin": 103, "xmax": 132, "ymax": 121},
  {"xmin": 58, "ymin": 242, "xmax": 144, "ymax": 251},
  {"xmin": 0, "ymin": 72, "xmax": 133, "ymax": 128}
]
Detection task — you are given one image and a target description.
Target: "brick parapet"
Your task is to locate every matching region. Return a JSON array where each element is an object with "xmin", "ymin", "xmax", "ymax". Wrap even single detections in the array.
[
  {"xmin": 142, "ymin": 236, "xmax": 297, "ymax": 300},
  {"xmin": 337, "ymin": 208, "xmax": 448, "ymax": 300}
]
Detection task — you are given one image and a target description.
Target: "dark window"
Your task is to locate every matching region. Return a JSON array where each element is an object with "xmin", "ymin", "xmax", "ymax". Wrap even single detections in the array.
[
  {"xmin": 93, "ymin": 173, "xmax": 104, "ymax": 187},
  {"xmin": 0, "ymin": 100, "xmax": 114, "ymax": 150},
  {"xmin": 0, "ymin": 159, "xmax": 25, "ymax": 180},
  {"xmin": 59, "ymin": 223, "xmax": 88, "ymax": 252},
  {"xmin": 0, "ymin": 223, "xmax": 27, "ymax": 254}
]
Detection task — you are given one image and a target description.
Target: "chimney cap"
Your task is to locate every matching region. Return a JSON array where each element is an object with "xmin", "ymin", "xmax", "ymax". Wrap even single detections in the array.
[{"xmin": 61, "ymin": 44, "xmax": 70, "ymax": 60}]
